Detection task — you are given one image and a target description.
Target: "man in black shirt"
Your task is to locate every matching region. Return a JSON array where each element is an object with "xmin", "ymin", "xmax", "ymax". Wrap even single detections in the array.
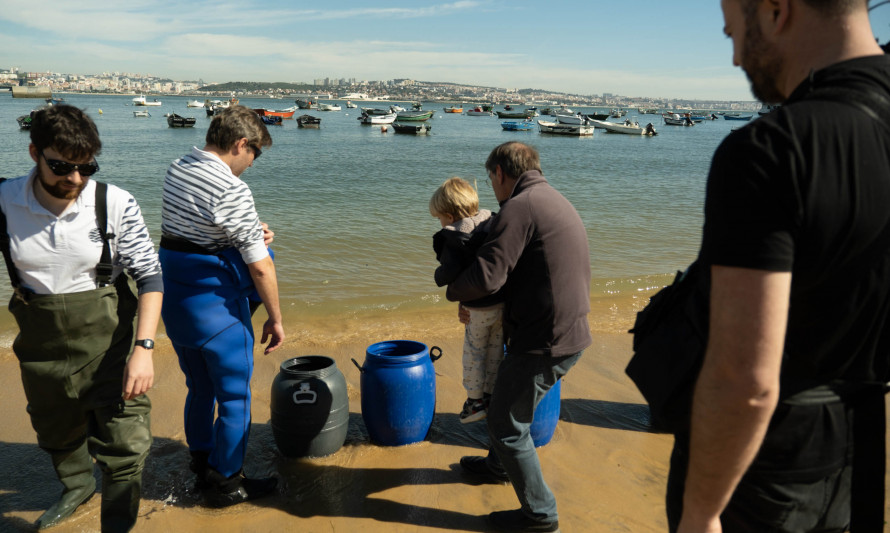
[{"xmin": 669, "ymin": 1, "xmax": 890, "ymax": 532}]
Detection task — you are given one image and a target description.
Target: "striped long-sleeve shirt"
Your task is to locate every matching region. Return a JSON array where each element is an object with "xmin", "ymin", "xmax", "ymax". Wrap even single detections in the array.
[
  {"xmin": 0, "ymin": 171, "xmax": 163, "ymax": 295},
  {"xmin": 161, "ymin": 146, "xmax": 267, "ymax": 264}
]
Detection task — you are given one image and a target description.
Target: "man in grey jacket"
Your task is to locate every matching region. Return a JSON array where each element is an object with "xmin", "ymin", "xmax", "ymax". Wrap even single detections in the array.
[{"xmin": 447, "ymin": 141, "xmax": 592, "ymax": 533}]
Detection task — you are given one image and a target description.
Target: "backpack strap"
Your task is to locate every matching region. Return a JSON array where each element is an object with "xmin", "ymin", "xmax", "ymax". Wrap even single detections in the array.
[{"xmin": 94, "ymin": 181, "xmax": 114, "ymax": 287}]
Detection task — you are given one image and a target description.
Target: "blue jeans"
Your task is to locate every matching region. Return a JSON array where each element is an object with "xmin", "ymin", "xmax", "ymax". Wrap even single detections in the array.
[{"xmin": 484, "ymin": 350, "xmax": 582, "ymax": 523}]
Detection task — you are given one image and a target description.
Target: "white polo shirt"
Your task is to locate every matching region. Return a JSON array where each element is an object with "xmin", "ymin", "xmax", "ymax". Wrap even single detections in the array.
[{"xmin": 0, "ymin": 170, "xmax": 162, "ymax": 295}]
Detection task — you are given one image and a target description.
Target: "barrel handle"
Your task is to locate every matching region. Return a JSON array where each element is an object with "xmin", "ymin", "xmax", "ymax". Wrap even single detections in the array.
[
  {"xmin": 351, "ymin": 358, "xmax": 364, "ymax": 373},
  {"xmin": 430, "ymin": 346, "xmax": 442, "ymax": 362},
  {"xmin": 293, "ymin": 382, "xmax": 317, "ymax": 405}
]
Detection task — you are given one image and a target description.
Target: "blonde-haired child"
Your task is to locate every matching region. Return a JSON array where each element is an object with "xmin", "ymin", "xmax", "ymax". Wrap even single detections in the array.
[{"xmin": 430, "ymin": 177, "xmax": 504, "ymax": 423}]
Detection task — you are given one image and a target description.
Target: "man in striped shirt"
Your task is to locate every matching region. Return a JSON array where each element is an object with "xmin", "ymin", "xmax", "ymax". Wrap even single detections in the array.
[
  {"xmin": 0, "ymin": 105, "xmax": 163, "ymax": 532},
  {"xmin": 159, "ymin": 105, "xmax": 284, "ymax": 508}
]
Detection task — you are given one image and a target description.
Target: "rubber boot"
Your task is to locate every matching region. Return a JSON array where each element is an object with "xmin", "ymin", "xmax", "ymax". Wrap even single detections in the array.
[
  {"xmin": 203, "ymin": 468, "xmax": 277, "ymax": 508},
  {"xmin": 189, "ymin": 451, "xmax": 210, "ymax": 492},
  {"xmin": 100, "ymin": 475, "xmax": 141, "ymax": 533},
  {"xmin": 36, "ymin": 443, "xmax": 97, "ymax": 530}
]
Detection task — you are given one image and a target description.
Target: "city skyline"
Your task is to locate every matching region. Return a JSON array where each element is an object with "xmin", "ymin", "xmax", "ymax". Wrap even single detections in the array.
[{"xmin": 3, "ymin": 1, "xmax": 890, "ymax": 102}]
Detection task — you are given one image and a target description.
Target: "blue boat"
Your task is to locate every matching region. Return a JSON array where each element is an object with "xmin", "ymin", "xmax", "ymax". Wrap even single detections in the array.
[
  {"xmin": 261, "ymin": 115, "xmax": 283, "ymax": 125},
  {"xmin": 723, "ymin": 114, "xmax": 753, "ymax": 121},
  {"xmin": 501, "ymin": 119, "xmax": 535, "ymax": 131}
]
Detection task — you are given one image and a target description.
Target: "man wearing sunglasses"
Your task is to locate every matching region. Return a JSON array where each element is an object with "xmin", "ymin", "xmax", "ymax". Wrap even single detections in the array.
[
  {"xmin": 158, "ymin": 105, "xmax": 283, "ymax": 507},
  {"xmin": 0, "ymin": 105, "xmax": 163, "ymax": 531}
]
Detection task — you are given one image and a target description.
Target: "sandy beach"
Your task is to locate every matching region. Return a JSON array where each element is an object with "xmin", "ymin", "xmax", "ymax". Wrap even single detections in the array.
[{"xmin": 0, "ymin": 297, "xmax": 676, "ymax": 532}]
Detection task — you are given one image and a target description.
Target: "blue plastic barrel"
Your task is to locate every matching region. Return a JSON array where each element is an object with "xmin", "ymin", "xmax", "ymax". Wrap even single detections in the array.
[
  {"xmin": 271, "ymin": 355, "xmax": 349, "ymax": 458},
  {"xmin": 352, "ymin": 340, "xmax": 442, "ymax": 446},
  {"xmin": 530, "ymin": 379, "xmax": 562, "ymax": 447}
]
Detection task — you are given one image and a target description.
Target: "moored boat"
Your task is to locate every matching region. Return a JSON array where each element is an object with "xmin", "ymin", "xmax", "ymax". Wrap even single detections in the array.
[
  {"xmin": 392, "ymin": 122, "xmax": 431, "ymax": 134},
  {"xmin": 501, "ymin": 119, "xmax": 535, "ymax": 131},
  {"xmin": 16, "ymin": 114, "xmax": 33, "ymax": 129},
  {"xmin": 496, "ymin": 110, "xmax": 535, "ymax": 119},
  {"xmin": 537, "ymin": 120, "xmax": 594, "ymax": 136},
  {"xmin": 167, "ymin": 113, "xmax": 196, "ymax": 128},
  {"xmin": 443, "ymin": 106, "xmax": 464, "ymax": 113},
  {"xmin": 589, "ymin": 119, "xmax": 657, "ymax": 135},
  {"xmin": 133, "ymin": 95, "xmax": 162, "ymax": 106},
  {"xmin": 358, "ymin": 112, "xmax": 397, "ymax": 124},
  {"xmin": 466, "ymin": 107, "xmax": 492, "ymax": 116},
  {"xmin": 297, "ymin": 114, "xmax": 322, "ymax": 128},
  {"xmin": 662, "ymin": 113, "xmax": 695, "ymax": 126},
  {"xmin": 133, "ymin": 110, "xmax": 151, "ymax": 118},
  {"xmin": 346, "ymin": 101, "xmax": 357, "ymax": 108},
  {"xmin": 319, "ymin": 103, "xmax": 342, "ymax": 111},
  {"xmin": 723, "ymin": 114, "xmax": 753, "ymax": 121},
  {"xmin": 395, "ymin": 109, "xmax": 434, "ymax": 121},
  {"xmin": 187, "ymin": 100, "xmax": 204, "ymax": 108},
  {"xmin": 261, "ymin": 115, "xmax": 283, "ymax": 125}
]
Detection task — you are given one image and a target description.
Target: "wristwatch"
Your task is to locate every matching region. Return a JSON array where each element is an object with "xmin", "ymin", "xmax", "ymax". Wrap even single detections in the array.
[{"xmin": 134, "ymin": 339, "xmax": 155, "ymax": 350}]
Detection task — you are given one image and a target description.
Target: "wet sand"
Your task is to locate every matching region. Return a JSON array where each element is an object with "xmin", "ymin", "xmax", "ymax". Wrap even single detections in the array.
[{"xmin": 0, "ymin": 299, "xmax": 674, "ymax": 532}]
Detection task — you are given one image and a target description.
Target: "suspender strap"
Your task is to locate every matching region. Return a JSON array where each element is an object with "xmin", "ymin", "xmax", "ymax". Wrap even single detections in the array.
[
  {"xmin": 94, "ymin": 181, "xmax": 114, "ymax": 287},
  {"xmin": 0, "ymin": 178, "xmax": 25, "ymax": 291}
]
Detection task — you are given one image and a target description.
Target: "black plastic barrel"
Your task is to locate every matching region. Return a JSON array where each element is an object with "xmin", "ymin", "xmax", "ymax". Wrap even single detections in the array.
[{"xmin": 271, "ymin": 355, "xmax": 348, "ymax": 458}]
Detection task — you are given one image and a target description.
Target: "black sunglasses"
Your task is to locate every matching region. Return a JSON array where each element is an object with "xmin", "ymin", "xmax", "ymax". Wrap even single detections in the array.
[
  {"xmin": 250, "ymin": 145, "xmax": 262, "ymax": 160},
  {"xmin": 40, "ymin": 152, "xmax": 100, "ymax": 177}
]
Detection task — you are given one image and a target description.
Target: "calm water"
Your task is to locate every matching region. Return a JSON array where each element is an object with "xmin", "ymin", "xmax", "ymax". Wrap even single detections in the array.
[{"xmin": 0, "ymin": 94, "xmax": 741, "ymax": 322}]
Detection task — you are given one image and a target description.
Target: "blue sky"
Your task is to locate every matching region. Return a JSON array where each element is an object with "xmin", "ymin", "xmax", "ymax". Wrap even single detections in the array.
[{"xmin": 2, "ymin": 1, "xmax": 890, "ymax": 101}]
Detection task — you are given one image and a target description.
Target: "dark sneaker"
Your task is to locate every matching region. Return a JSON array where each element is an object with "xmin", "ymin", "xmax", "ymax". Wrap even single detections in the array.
[
  {"xmin": 459, "ymin": 397, "xmax": 487, "ymax": 423},
  {"xmin": 459, "ymin": 455, "xmax": 509, "ymax": 483},
  {"xmin": 489, "ymin": 509, "xmax": 560, "ymax": 532}
]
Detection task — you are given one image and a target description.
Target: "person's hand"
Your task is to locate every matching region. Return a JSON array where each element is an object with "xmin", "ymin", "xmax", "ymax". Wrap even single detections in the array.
[
  {"xmin": 458, "ymin": 304, "xmax": 470, "ymax": 325},
  {"xmin": 122, "ymin": 348, "xmax": 154, "ymax": 400},
  {"xmin": 261, "ymin": 319, "xmax": 285, "ymax": 354},
  {"xmin": 261, "ymin": 221, "xmax": 274, "ymax": 246}
]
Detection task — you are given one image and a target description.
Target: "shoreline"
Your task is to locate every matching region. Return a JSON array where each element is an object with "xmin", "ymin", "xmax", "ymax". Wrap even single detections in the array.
[{"xmin": 0, "ymin": 302, "xmax": 675, "ymax": 532}]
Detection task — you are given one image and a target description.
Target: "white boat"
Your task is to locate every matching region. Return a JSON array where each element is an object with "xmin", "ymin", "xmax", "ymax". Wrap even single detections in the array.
[
  {"xmin": 589, "ymin": 119, "xmax": 657, "ymax": 135},
  {"xmin": 132, "ymin": 95, "xmax": 162, "ymax": 107},
  {"xmin": 758, "ymin": 103, "xmax": 780, "ymax": 115},
  {"xmin": 133, "ymin": 110, "xmax": 151, "ymax": 118},
  {"xmin": 187, "ymin": 100, "xmax": 204, "ymax": 108},
  {"xmin": 663, "ymin": 113, "xmax": 695, "ymax": 126},
  {"xmin": 346, "ymin": 101, "xmax": 357, "ymax": 108},
  {"xmin": 359, "ymin": 112, "xmax": 397, "ymax": 124},
  {"xmin": 555, "ymin": 113, "xmax": 591, "ymax": 125},
  {"xmin": 537, "ymin": 120, "xmax": 594, "ymax": 136},
  {"xmin": 318, "ymin": 103, "xmax": 342, "ymax": 111},
  {"xmin": 390, "ymin": 104, "xmax": 406, "ymax": 113}
]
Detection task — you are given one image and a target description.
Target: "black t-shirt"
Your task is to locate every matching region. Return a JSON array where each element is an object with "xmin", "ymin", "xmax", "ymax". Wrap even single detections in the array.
[{"xmin": 700, "ymin": 55, "xmax": 890, "ymax": 390}]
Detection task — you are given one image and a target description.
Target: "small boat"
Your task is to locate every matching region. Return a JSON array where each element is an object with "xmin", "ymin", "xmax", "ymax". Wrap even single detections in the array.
[
  {"xmin": 318, "ymin": 103, "xmax": 342, "ymax": 111},
  {"xmin": 537, "ymin": 120, "xmax": 594, "ymax": 136},
  {"xmin": 297, "ymin": 114, "xmax": 322, "ymax": 128},
  {"xmin": 758, "ymin": 103, "xmax": 780, "ymax": 115},
  {"xmin": 16, "ymin": 114, "xmax": 33, "ymax": 129},
  {"xmin": 555, "ymin": 113, "xmax": 592, "ymax": 126},
  {"xmin": 187, "ymin": 100, "xmax": 204, "ymax": 108},
  {"xmin": 411, "ymin": 102, "xmax": 423, "ymax": 110},
  {"xmin": 296, "ymin": 98, "xmax": 314, "ymax": 109},
  {"xmin": 358, "ymin": 112, "xmax": 397, "ymax": 124},
  {"xmin": 496, "ymin": 110, "xmax": 535, "ymax": 119},
  {"xmin": 390, "ymin": 104, "xmax": 407, "ymax": 113},
  {"xmin": 261, "ymin": 115, "xmax": 283, "ymax": 125},
  {"xmin": 167, "ymin": 113, "xmax": 196, "ymax": 128},
  {"xmin": 133, "ymin": 110, "xmax": 151, "ymax": 118},
  {"xmin": 466, "ymin": 107, "xmax": 493, "ymax": 116},
  {"xmin": 45, "ymin": 96, "xmax": 64, "ymax": 104},
  {"xmin": 542, "ymin": 105, "xmax": 573, "ymax": 116},
  {"xmin": 501, "ymin": 119, "xmax": 535, "ymax": 131},
  {"xmin": 258, "ymin": 107, "xmax": 297, "ymax": 119},
  {"xmin": 133, "ymin": 95, "xmax": 162, "ymax": 106},
  {"xmin": 589, "ymin": 119, "xmax": 657, "ymax": 136},
  {"xmin": 361, "ymin": 107, "xmax": 392, "ymax": 115},
  {"xmin": 395, "ymin": 109, "xmax": 435, "ymax": 121},
  {"xmin": 443, "ymin": 106, "xmax": 464, "ymax": 113},
  {"xmin": 723, "ymin": 114, "xmax": 753, "ymax": 121},
  {"xmin": 662, "ymin": 113, "xmax": 695, "ymax": 126},
  {"xmin": 609, "ymin": 108, "xmax": 627, "ymax": 118},
  {"xmin": 346, "ymin": 101, "xmax": 357, "ymax": 108},
  {"xmin": 392, "ymin": 122, "xmax": 431, "ymax": 134},
  {"xmin": 584, "ymin": 112, "xmax": 610, "ymax": 121}
]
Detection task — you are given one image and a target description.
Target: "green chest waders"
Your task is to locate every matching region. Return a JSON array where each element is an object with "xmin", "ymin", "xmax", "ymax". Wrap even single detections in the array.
[{"xmin": 1, "ymin": 180, "xmax": 151, "ymax": 532}]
